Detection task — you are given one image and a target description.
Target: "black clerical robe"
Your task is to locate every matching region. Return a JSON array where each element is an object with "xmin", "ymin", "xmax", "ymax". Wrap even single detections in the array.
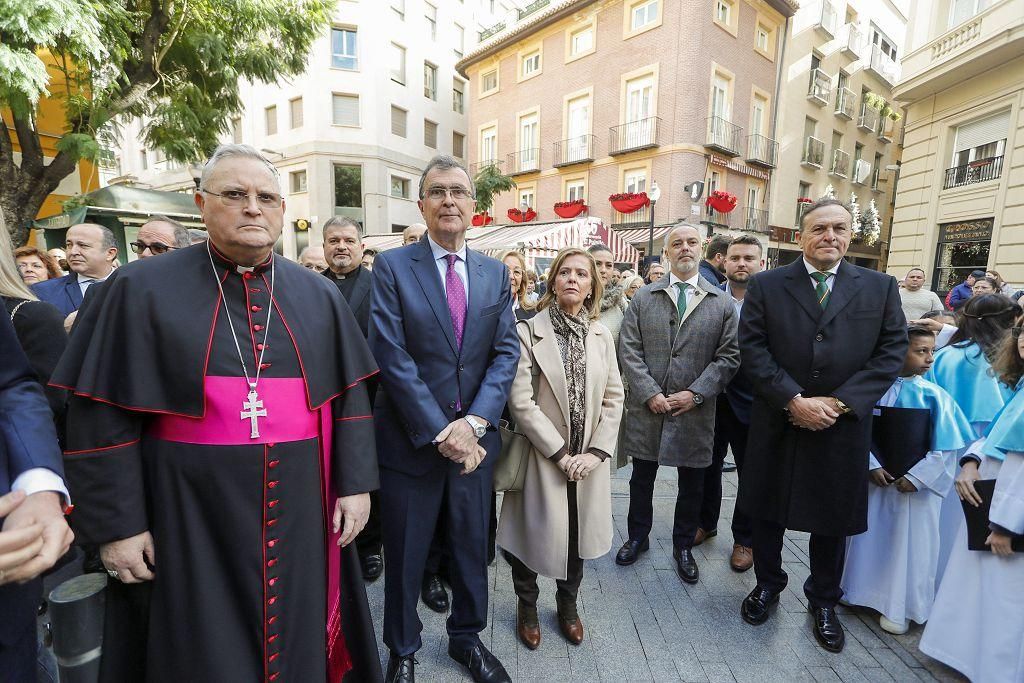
[{"xmin": 52, "ymin": 243, "xmax": 382, "ymax": 683}]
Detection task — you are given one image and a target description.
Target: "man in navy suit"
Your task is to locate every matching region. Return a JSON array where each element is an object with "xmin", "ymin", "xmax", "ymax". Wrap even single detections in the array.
[
  {"xmin": 0, "ymin": 310, "xmax": 74, "ymax": 678},
  {"xmin": 370, "ymin": 154, "xmax": 519, "ymax": 683},
  {"xmin": 31, "ymin": 223, "xmax": 118, "ymax": 317}
]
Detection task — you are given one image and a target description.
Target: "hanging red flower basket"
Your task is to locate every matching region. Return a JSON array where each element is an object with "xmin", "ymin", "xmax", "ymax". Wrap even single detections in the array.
[
  {"xmin": 507, "ymin": 207, "xmax": 537, "ymax": 223},
  {"xmin": 609, "ymin": 192, "xmax": 650, "ymax": 214},
  {"xmin": 553, "ymin": 200, "xmax": 587, "ymax": 219},
  {"xmin": 471, "ymin": 212, "xmax": 493, "ymax": 226},
  {"xmin": 705, "ymin": 190, "xmax": 738, "ymax": 213}
]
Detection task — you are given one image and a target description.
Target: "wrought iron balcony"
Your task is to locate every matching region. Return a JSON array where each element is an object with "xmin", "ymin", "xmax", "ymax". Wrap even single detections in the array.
[
  {"xmin": 506, "ymin": 149, "xmax": 541, "ymax": 175},
  {"xmin": 705, "ymin": 116, "xmax": 742, "ymax": 157},
  {"xmin": 842, "ymin": 24, "xmax": 863, "ymax": 59},
  {"xmin": 857, "ymin": 103, "xmax": 880, "ymax": 132},
  {"xmin": 703, "ymin": 206, "xmax": 733, "ymax": 228},
  {"xmin": 478, "ymin": 22, "xmax": 506, "ymax": 42},
  {"xmin": 807, "ymin": 69, "xmax": 832, "ymax": 106},
  {"xmin": 943, "ymin": 155, "xmax": 1004, "ymax": 189},
  {"xmin": 802, "ymin": 136, "xmax": 825, "ymax": 168},
  {"xmin": 816, "ymin": 0, "xmax": 838, "ymax": 37},
  {"xmin": 866, "ymin": 44, "xmax": 900, "ymax": 86},
  {"xmin": 516, "ymin": 0, "xmax": 550, "ymax": 21},
  {"xmin": 830, "ymin": 149, "xmax": 850, "ymax": 177},
  {"xmin": 611, "ymin": 204, "xmax": 651, "ymax": 229},
  {"xmin": 746, "ymin": 134, "xmax": 778, "ymax": 168},
  {"xmin": 834, "ymin": 87, "xmax": 855, "ymax": 119},
  {"xmin": 469, "ymin": 159, "xmax": 503, "ymax": 177},
  {"xmin": 553, "ymin": 135, "xmax": 596, "ymax": 167},
  {"xmin": 742, "ymin": 207, "xmax": 770, "ymax": 234},
  {"xmin": 878, "ymin": 117, "xmax": 895, "ymax": 143},
  {"xmin": 609, "ymin": 117, "xmax": 661, "ymax": 155}
]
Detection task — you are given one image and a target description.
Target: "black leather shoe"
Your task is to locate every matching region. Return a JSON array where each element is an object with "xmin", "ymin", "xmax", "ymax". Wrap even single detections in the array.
[
  {"xmin": 615, "ymin": 538, "xmax": 650, "ymax": 566},
  {"xmin": 741, "ymin": 586, "xmax": 780, "ymax": 625},
  {"xmin": 385, "ymin": 653, "xmax": 416, "ymax": 683},
  {"xmin": 673, "ymin": 548, "xmax": 699, "ymax": 584},
  {"xmin": 361, "ymin": 553, "xmax": 384, "ymax": 582},
  {"xmin": 810, "ymin": 606, "xmax": 846, "ymax": 653},
  {"xmin": 448, "ymin": 642, "xmax": 512, "ymax": 683},
  {"xmin": 421, "ymin": 574, "xmax": 449, "ymax": 613}
]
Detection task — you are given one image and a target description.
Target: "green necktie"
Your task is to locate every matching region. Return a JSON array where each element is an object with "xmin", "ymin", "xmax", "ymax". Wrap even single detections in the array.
[
  {"xmin": 674, "ymin": 281, "xmax": 689, "ymax": 319},
  {"xmin": 811, "ymin": 271, "xmax": 831, "ymax": 309}
]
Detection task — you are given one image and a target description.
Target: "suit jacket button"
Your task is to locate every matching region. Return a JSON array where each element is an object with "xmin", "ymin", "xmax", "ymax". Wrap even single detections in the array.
[
  {"xmin": 815, "ymin": 333, "xmax": 824, "ymax": 342},
  {"xmin": 448, "ymin": 401, "xmax": 456, "ymax": 409}
]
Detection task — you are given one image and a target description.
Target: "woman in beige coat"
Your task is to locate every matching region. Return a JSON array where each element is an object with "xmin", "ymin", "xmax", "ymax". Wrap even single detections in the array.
[{"xmin": 497, "ymin": 247, "xmax": 624, "ymax": 651}]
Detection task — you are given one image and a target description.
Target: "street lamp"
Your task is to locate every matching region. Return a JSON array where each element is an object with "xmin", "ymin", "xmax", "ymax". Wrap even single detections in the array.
[{"xmin": 646, "ymin": 181, "xmax": 661, "ymax": 266}]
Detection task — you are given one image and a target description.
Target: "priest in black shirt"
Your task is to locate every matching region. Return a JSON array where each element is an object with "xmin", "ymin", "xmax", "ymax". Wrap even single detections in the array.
[{"xmin": 53, "ymin": 144, "xmax": 382, "ymax": 682}]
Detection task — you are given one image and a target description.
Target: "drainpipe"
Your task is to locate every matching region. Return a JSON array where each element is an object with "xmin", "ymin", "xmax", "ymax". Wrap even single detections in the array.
[{"xmin": 766, "ymin": 14, "xmax": 791, "ymax": 260}]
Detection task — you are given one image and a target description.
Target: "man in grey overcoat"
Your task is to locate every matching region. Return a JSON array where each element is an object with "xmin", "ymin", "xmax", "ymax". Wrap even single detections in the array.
[{"xmin": 615, "ymin": 224, "xmax": 740, "ymax": 584}]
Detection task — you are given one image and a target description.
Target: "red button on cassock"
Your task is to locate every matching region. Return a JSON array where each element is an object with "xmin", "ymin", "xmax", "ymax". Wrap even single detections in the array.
[
  {"xmin": 266, "ymin": 519, "xmax": 277, "ymax": 527},
  {"xmin": 268, "ymin": 634, "xmax": 279, "ymax": 643},
  {"xmin": 254, "ymin": 324, "xmax": 263, "ymax": 331},
  {"xmin": 267, "ymin": 615, "xmax": 278, "ymax": 625},
  {"xmin": 269, "ymin": 673, "xmax": 280, "ymax": 681},
  {"xmin": 251, "ymin": 305, "xmax": 261, "ymax": 312},
  {"xmin": 267, "ymin": 481, "xmax": 278, "ymax": 489},
  {"xmin": 268, "ymin": 460, "xmax": 280, "ymax": 468},
  {"xmin": 267, "ymin": 558, "xmax": 278, "ymax": 568},
  {"xmin": 257, "ymin": 343, "xmax": 265, "ymax": 351},
  {"xmin": 243, "ymin": 272, "xmax": 254, "ymax": 279},
  {"xmin": 268, "ymin": 577, "xmax": 278, "ymax": 587},
  {"xmin": 269, "ymin": 653, "xmax": 280, "ymax": 662},
  {"xmin": 267, "ymin": 596, "xmax": 278, "ymax": 606},
  {"xmin": 267, "ymin": 539, "xmax": 278, "ymax": 548},
  {"xmin": 267, "ymin": 500, "xmax": 278, "ymax": 508}
]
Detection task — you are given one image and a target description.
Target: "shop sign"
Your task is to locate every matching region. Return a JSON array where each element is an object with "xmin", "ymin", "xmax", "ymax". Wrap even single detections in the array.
[{"xmin": 937, "ymin": 218, "xmax": 993, "ymax": 243}]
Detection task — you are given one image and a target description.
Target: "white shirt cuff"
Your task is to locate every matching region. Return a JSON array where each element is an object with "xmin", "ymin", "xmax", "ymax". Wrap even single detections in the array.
[{"xmin": 11, "ymin": 468, "xmax": 70, "ymax": 505}]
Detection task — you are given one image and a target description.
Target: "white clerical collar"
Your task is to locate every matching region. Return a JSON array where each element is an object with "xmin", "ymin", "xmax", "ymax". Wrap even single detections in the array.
[
  {"xmin": 669, "ymin": 271, "xmax": 700, "ymax": 290},
  {"xmin": 803, "ymin": 258, "xmax": 840, "ymax": 277},
  {"xmin": 427, "ymin": 234, "xmax": 467, "ymax": 262}
]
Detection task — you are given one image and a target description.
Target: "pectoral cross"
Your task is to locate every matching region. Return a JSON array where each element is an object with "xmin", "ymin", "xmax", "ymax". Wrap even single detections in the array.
[{"xmin": 241, "ymin": 387, "xmax": 267, "ymax": 439}]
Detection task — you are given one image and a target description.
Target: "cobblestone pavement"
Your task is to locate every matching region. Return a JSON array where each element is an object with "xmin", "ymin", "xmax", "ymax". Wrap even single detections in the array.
[{"xmin": 366, "ymin": 464, "xmax": 967, "ymax": 682}]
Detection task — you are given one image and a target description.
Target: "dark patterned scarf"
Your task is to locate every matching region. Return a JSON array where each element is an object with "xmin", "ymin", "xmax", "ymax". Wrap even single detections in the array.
[{"xmin": 548, "ymin": 305, "xmax": 589, "ymax": 455}]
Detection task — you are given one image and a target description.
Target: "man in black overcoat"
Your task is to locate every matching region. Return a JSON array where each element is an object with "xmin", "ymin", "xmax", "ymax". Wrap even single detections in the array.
[{"xmin": 736, "ymin": 198, "xmax": 907, "ymax": 653}]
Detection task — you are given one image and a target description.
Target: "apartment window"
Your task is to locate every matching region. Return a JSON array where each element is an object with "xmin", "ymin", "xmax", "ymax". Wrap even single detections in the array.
[
  {"xmin": 391, "ymin": 0, "xmax": 405, "ymax": 20},
  {"xmin": 756, "ymin": 25, "xmax": 769, "ymax": 51},
  {"xmin": 290, "ymin": 170, "xmax": 308, "ymax": 193},
  {"xmin": 871, "ymin": 29, "xmax": 898, "ymax": 60},
  {"xmin": 518, "ymin": 112, "xmax": 539, "ymax": 169},
  {"xmin": 566, "ymin": 180, "xmax": 585, "ymax": 202},
  {"xmin": 265, "ymin": 105, "xmax": 278, "ymax": 135},
  {"xmin": 331, "ymin": 28, "xmax": 358, "ymax": 70},
  {"xmin": 518, "ymin": 188, "xmax": 535, "ymax": 208},
  {"xmin": 949, "ymin": 0, "xmax": 992, "ymax": 28},
  {"xmin": 424, "ymin": 120, "xmax": 438, "ymax": 148},
  {"xmin": 951, "ymin": 111, "xmax": 1009, "ymax": 167},
  {"xmin": 626, "ymin": 74, "xmax": 654, "ymax": 123},
  {"xmin": 709, "ymin": 170, "xmax": 721, "ymax": 194},
  {"xmin": 453, "ymin": 132, "xmax": 465, "ymax": 158},
  {"xmin": 424, "ymin": 62, "xmax": 437, "ymax": 100},
  {"xmin": 751, "ymin": 94, "xmax": 767, "ymax": 135},
  {"xmin": 872, "ymin": 152, "xmax": 883, "ymax": 189},
  {"xmin": 391, "ymin": 176, "xmax": 410, "ymax": 199},
  {"xmin": 289, "ymin": 97, "xmax": 303, "ymax": 129},
  {"xmin": 797, "ymin": 181, "xmax": 811, "ymax": 225},
  {"xmin": 716, "ymin": 0, "xmax": 731, "ymax": 24},
  {"xmin": 480, "ymin": 126, "xmax": 497, "ymax": 163},
  {"xmin": 390, "ymin": 44, "xmax": 406, "ymax": 84},
  {"xmin": 631, "ymin": 0, "xmax": 659, "ymax": 31},
  {"xmin": 139, "ymin": 149, "xmax": 148, "ymax": 170},
  {"xmin": 521, "ymin": 51, "xmax": 540, "ymax": 79},
  {"xmin": 454, "ymin": 24, "xmax": 465, "ymax": 58},
  {"xmin": 231, "ymin": 117, "xmax": 242, "ymax": 144},
  {"xmin": 331, "ymin": 94, "xmax": 359, "ymax": 127},
  {"xmin": 569, "ymin": 26, "xmax": 594, "ymax": 56},
  {"xmin": 481, "ymin": 68, "xmax": 498, "ymax": 95},
  {"xmin": 710, "ymin": 74, "xmax": 730, "ymax": 120},
  {"xmin": 453, "ymin": 79, "xmax": 465, "ymax": 114},
  {"xmin": 624, "ymin": 168, "xmax": 647, "ymax": 193},
  {"xmin": 391, "ymin": 106, "xmax": 408, "ymax": 137},
  {"xmin": 333, "ymin": 164, "xmax": 362, "ymax": 208},
  {"xmin": 425, "ymin": 3, "xmax": 437, "ymax": 40}
]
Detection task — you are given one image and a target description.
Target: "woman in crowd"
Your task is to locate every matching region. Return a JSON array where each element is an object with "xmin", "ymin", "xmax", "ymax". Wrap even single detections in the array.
[
  {"xmin": 920, "ymin": 315, "xmax": 1024, "ymax": 683},
  {"xmin": 986, "ymin": 269, "xmax": 1014, "ymax": 297},
  {"xmin": 925, "ymin": 293, "xmax": 1017, "ymax": 584},
  {"xmin": 972, "ymin": 276, "xmax": 999, "ymax": 296},
  {"xmin": 586, "ymin": 244, "xmax": 627, "ymax": 349},
  {"xmin": 498, "ymin": 247, "xmax": 624, "ymax": 650},
  {"xmin": 500, "ymin": 250, "xmax": 536, "ymax": 321},
  {"xmin": 14, "ymin": 245, "xmax": 62, "ymax": 285},
  {"xmin": 525, "ymin": 269, "xmax": 540, "ymax": 304},
  {"xmin": 623, "ymin": 275, "xmax": 644, "ymax": 301}
]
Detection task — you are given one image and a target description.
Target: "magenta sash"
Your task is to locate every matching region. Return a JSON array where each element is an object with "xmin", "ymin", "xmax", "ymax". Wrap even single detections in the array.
[{"xmin": 148, "ymin": 376, "xmax": 352, "ymax": 680}]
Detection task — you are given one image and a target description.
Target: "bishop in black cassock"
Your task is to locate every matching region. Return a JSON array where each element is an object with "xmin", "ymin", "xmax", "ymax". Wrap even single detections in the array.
[{"xmin": 52, "ymin": 146, "xmax": 382, "ymax": 682}]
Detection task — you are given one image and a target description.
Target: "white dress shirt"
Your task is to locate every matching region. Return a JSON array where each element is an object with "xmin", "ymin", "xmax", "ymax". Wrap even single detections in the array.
[
  {"xmin": 12, "ymin": 468, "xmax": 70, "ymax": 504},
  {"xmin": 666, "ymin": 271, "xmax": 701, "ymax": 309},
  {"xmin": 724, "ymin": 282, "xmax": 745, "ymax": 315},
  {"xmin": 803, "ymin": 258, "xmax": 840, "ymax": 293},
  {"xmin": 427, "ymin": 234, "xmax": 469, "ymax": 300},
  {"xmin": 77, "ymin": 269, "xmax": 113, "ymax": 297}
]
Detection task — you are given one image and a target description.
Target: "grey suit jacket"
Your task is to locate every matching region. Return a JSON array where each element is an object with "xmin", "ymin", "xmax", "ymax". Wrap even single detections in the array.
[{"xmin": 617, "ymin": 274, "xmax": 740, "ymax": 467}]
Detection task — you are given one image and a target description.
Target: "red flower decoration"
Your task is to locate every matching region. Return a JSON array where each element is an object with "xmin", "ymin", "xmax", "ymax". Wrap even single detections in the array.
[
  {"xmin": 609, "ymin": 192, "xmax": 650, "ymax": 214},
  {"xmin": 507, "ymin": 207, "xmax": 537, "ymax": 223},
  {"xmin": 797, "ymin": 197, "xmax": 814, "ymax": 204},
  {"xmin": 471, "ymin": 212, "xmax": 494, "ymax": 226},
  {"xmin": 705, "ymin": 189, "xmax": 738, "ymax": 213},
  {"xmin": 553, "ymin": 199, "xmax": 587, "ymax": 218}
]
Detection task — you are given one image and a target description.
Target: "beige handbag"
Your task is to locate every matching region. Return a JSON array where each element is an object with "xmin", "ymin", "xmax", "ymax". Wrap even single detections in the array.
[{"xmin": 493, "ymin": 320, "xmax": 538, "ymax": 492}]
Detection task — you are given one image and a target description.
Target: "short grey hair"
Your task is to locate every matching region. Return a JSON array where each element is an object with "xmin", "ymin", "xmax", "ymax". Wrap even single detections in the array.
[
  {"xmin": 799, "ymin": 197, "xmax": 853, "ymax": 230},
  {"xmin": 298, "ymin": 245, "xmax": 324, "ymax": 259},
  {"xmin": 188, "ymin": 229, "xmax": 208, "ymax": 244},
  {"xmin": 322, "ymin": 216, "xmax": 363, "ymax": 240},
  {"xmin": 143, "ymin": 214, "xmax": 191, "ymax": 248},
  {"xmin": 663, "ymin": 222, "xmax": 702, "ymax": 250},
  {"xmin": 199, "ymin": 144, "xmax": 280, "ymax": 192},
  {"xmin": 418, "ymin": 154, "xmax": 475, "ymax": 200}
]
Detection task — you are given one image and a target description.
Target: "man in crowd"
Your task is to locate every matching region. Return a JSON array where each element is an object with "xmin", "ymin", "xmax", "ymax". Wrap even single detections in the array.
[
  {"xmin": 53, "ymin": 144, "xmax": 382, "ymax": 681},
  {"xmin": 946, "ymin": 269, "xmax": 984, "ymax": 310},
  {"xmin": 131, "ymin": 215, "xmax": 191, "ymax": 260},
  {"xmin": 298, "ymin": 244, "xmax": 328, "ymax": 273},
  {"xmin": 737, "ymin": 198, "xmax": 906, "ymax": 653},
  {"xmin": 617, "ymin": 224, "xmax": 740, "ymax": 585},
  {"xmin": 32, "ymin": 223, "xmax": 117, "ymax": 316},
  {"xmin": 187, "ymin": 228, "xmax": 208, "ymax": 245},
  {"xmin": 646, "ymin": 260, "xmax": 665, "ymax": 284},
  {"xmin": 697, "ymin": 235, "xmax": 763, "ymax": 572},
  {"xmin": 899, "ymin": 267, "xmax": 944, "ymax": 320},
  {"xmin": 699, "ymin": 233, "xmax": 731, "ymax": 286},
  {"xmin": 362, "ymin": 248, "xmax": 377, "ymax": 271},
  {"xmin": 0, "ymin": 312, "xmax": 73, "ymax": 679},
  {"xmin": 402, "ymin": 223, "xmax": 427, "ymax": 246},
  {"xmin": 371, "ymin": 154, "xmax": 518, "ymax": 683}
]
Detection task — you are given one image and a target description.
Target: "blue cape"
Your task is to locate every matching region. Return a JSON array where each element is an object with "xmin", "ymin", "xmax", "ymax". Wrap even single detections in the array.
[
  {"xmin": 982, "ymin": 378, "xmax": 1024, "ymax": 461},
  {"xmin": 894, "ymin": 376, "xmax": 975, "ymax": 452},
  {"xmin": 924, "ymin": 342, "xmax": 1012, "ymax": 428}
]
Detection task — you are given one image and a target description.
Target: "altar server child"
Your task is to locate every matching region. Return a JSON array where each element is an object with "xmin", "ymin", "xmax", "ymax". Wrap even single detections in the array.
[{"xmin": 841, "ymin": 324, "xmax": 975, "ymax": 635}]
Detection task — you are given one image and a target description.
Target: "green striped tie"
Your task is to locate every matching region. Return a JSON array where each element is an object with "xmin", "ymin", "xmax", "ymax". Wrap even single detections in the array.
[
  {"xmin": 674, "ymin": 281, "xmax": 689, "ymax": 319},
  {"xmin": 811, "ymin": 271, "xmax": 831, "ymax": 309}
]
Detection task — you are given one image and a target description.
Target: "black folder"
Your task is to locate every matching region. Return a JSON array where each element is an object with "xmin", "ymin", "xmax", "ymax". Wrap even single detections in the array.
[
  {"xmin": 870, "ymin": 406, "xmax": 931, "ymax": 479},
  {"xmin": 960, "ymin": 478, "xmax": 1024, "ymax": 552}
]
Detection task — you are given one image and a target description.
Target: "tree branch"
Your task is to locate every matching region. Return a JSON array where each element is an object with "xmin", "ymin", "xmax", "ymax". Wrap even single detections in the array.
[
  {"xmin": 155, "ymin": 0, "xmax": 190, "ymax": 73},
  {"xmin": 11, "ymin": 109, "xmax": 43, "ymax": 177}
]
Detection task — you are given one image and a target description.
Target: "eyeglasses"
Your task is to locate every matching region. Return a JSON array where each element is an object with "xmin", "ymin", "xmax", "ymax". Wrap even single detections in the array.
[
  {"xmin": 303, "ymin": 263, "xmax": 326, "ymax": 273},
  {"xmin": 425, "ymin": 186, "xmax": 474, "ymax": 201},
  {"xmin": 130, "ymin": 240, "xmax": 177, "ymax": 255},
  {"xmin": 202, "ymin": 189, "xmax": 283, "ymax": 208}
]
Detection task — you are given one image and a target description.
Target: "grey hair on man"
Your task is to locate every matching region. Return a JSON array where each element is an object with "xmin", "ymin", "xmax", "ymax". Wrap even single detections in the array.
[
  {"xmin": 663, "ymin": 222, "xmax": 702, "ymax": 250},
  {"xmin": 143, "ymin": 214, "xmax": 191, "ymax": 248},
  {"xmin": 417, "ymin": 154, "xmax": 476, "ymax": 200},
  {"xmin": 799, "ymin": 197, "xmax": 853, "ymax": 229},
  {"xmin": 199, "ymin": 144, "xmax": 280, "ymax": 192},
  {"xmin": 188, "ymin": 229, "xmax": 208, "ymax": 245},
  {"xmin": 322, "ymin": 216, "xmax": 363, "ymax": 238}
]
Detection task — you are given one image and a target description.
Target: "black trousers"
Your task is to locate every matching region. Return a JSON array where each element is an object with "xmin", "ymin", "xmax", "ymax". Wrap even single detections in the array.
[
  {"xmin": 508, "ymin": 483, "xmax": 584, "ymax": 610},
  {"xmin": 700, "ymin": 397, "xmax": 753, "ymax": 547},
  {"xmin": 356, "ymin": 490, "xmax": 382, "ymax": 560},
  {"xmin": 627, "ymin": 457, "xmax": 704, "ymax": 551},
  {"xmin": 751, "ymin": 518, "xmax": 846, "ymax": 609},
  {"xmin": 0, "ymin": 578, "xmax": 39, "ymax": 683},
  {"xmin": 425, "ymin": 492, "xmax": 497, "ymax": 577}
]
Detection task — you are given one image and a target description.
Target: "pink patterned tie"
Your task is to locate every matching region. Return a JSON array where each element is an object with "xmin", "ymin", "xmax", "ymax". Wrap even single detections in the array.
[{"xmin": 445, "ymin": 254, "xmax": 467, "ymax": 349}]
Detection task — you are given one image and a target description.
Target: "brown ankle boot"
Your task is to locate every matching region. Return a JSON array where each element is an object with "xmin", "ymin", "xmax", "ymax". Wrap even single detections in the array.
[
  {"xmin": 516, "ymin": 602, "xmax": 540, "ymax": 650},
  {"xmin": 557, "ymin": 602, "xmax": 584, "ymax": 645}
]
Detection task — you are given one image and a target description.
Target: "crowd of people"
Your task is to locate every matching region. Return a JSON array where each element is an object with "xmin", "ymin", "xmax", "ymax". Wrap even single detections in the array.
[{"xmin": 0, "ymin": 145, "xmax": 1021, "ymax": 683}]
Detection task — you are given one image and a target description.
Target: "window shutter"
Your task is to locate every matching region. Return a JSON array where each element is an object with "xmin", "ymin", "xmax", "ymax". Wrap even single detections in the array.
[
  {"xmin": 955, "ymin": 110, "xmax": 1009, "ymax": 152},
  {"xmin": 333, "ymin": 95, "xmax": 359, "ymax": 126}
]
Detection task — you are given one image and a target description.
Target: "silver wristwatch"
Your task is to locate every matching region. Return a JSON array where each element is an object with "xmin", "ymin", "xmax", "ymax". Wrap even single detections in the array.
[{"xmin": 465, "ymin": 415, "xmax": 487, "ymax": 438}]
